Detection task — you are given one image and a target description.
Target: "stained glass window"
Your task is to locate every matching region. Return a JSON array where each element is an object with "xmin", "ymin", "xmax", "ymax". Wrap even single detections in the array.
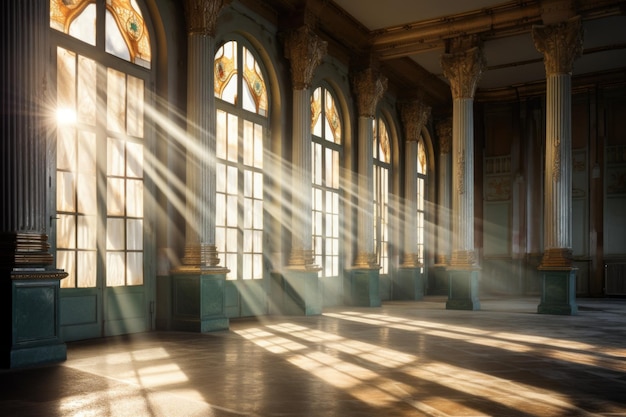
[
  {"xmin": 215, "ymin": 41, "xmax": 268, "ymax": 117},
  {"xmin": 373, "ymin": 116, "xmax": 391, "ymax": 274},
  {"xmin": 312, "ymin": 86, "xmax": 342, "ymax": 278},
  {"xmin": 50, "ymin": 0, "xmax": 151, "ymax": 68},
  {"xmin": 215, "ymin": 40, "xmax": 267, "ymax": 281}
]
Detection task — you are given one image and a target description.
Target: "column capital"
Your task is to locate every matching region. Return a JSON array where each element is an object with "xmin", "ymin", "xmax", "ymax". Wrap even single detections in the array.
[
  {"xmin": 532, "ymin": 16, "xmax": 583, "ymax": 76},
  {"xmin": 436, "ymin": 118, "xmax": 452, "ymax": 154},
  {"xmin": 351, "ymin": 68, "xmax": 387, "ymax": 118},
  {"xmin": 400, "ymin": 99, "xmax": 431, "ymax": 142},
  {"xmin": 441, "ymin": 45, "xmax": 485, "ymax": 99},
  {"xmin": 284, "ymin": 26, "xmax": 327, "ymax": 90},
  {"xmin": 184, "ymin": 0, "xmax": 224, "ymax": 37}
]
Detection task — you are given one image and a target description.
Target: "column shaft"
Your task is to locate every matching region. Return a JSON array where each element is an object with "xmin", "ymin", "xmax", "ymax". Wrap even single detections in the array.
[
  {"xmin": 403, "ymin": 141, "xmax": 418, "ymax": 259},
  {"xmin": 437, "ymin": 147, "xmax": 452, "ymax": 264},
  {"xmin": 355, "ymin": 115, "xmax": 375, "ymax": 265}
]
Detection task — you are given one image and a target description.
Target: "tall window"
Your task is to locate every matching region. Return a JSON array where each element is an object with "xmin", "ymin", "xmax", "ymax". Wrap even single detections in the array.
[
  {"xmin": 417, "ymin": 139, "xmax": 427, "ymax": 265},
  {"xmin": 215, "ymin": 40, "xmax": 267, "ymax": 280},
  {"xmin": 52, "ymin": 0, "xmax": 151, "ymax": 288},
  {"xmin": 373, "ymin": 116, "xmax": 391, "ymax": 274},
  {"xmin": 311, "ymin": 86, "xmax": 342, "ymax": 278}
]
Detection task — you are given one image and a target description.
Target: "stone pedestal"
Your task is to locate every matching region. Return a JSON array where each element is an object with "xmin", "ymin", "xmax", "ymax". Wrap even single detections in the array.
[
  {"xmin": 393, "ymin": 267, "xmax": 424, "ymax": 300},
  {"xmin": 346, "ymin": 268, "xmax": 380, "ymax": 307},
  {"xmin": 2, "ymin": 270, "xmax": 68, "ymax": 368},
  {"xmin": 171, "ymin": 271, "xmax": 229, "ymax": 332},
  {"xmin": 271, "ymin": 270, "xmax": 321, "ymax": 316},
  {"xmin": 446, "ymin": 269, "xmax": 481, "ymax": 311},
  {"xmin": 537, "ymin": 268, "xmax": 578, "ymax": 315}
]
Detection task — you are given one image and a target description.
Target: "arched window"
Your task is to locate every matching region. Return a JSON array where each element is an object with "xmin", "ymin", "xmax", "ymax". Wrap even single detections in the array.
[
  {"xmin": 215, "ymin": 40, "xmax": 268, "ymax": 281},
  {"xmin": 51, "ymin": 0, "xmax": 153, "ymax": 338},
  {"xmin": 417, "ymin": 139, "xmax": 428, "ymax": 265},
  {"xmin": 311, "ymin": 86, "xmax": 342, "ymax": 278},
  {"xmin": 373, "ymin": 116, "xmax": 391, "ymax": 274}
]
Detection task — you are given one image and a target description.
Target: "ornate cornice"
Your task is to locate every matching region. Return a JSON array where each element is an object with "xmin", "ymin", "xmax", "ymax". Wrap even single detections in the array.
[
  {"xmin": 532, "ymin": 16, "xmax": 583, "ymax": 75},
  {"xmin": 441, "ymin": 45, "xmax": 486, "ymax": 99},
  {"xmin": 351, "ymin": 68, "xmax": 387, "ymax": 118},
  {"xmin": 436, "ymin": 118, "xmax": 452, "ymax": 154},
  {"xmin": 184, "ymin": 0, "xmax": 224, "ymax": 37},
  {"xmin": 284, "ymin": 26, "xmax": 327, "ymax": 90},
  {"xmin": 400, "ymin": 99, "xmax": 431, "ymax": 142}
]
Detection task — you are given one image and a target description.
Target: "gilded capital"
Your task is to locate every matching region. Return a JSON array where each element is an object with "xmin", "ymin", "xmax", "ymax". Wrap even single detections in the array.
[
  {"xmin": 532, "ymin": 16, "xmax": 583, "ymax": 75},
  {"xmin": 184, "ymin": 0, "xmax": 224, "ymax": 36},
  {"xmin": 284, "ymin": 26, "xmax": 327, "ymax": 90},
  {"xmin": 441, "ymin": 46, "xmax": 485, "ymax": 99},
  {"xmin": 400, "ymin": 99, "xmax": 431, "ymax": 142},
  {"xmin": 351, "ymin": 68, "xmax": 387, "ymax": 118},
  {"xmin": 437, "ymin": 118, "xmax": 452, "ymax": 154}
]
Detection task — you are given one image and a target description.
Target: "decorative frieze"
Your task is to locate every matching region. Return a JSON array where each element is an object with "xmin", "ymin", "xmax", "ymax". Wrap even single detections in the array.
[
  {"xmin": 532, "ymin": 16, "xmax": 583, "ymax": 76},
  {"xmin": 184, "ymin": 0, "xmax": 224, "ymax": 36},
  {"xmin": 352, "ymin": 68, "xmax": 387, "ymax": 118},
  {"xmin": 284, "ymin": 26, "xmax": 327, "ymax": 90}
]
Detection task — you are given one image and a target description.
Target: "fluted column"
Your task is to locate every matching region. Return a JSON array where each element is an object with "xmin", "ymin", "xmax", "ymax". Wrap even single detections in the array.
[
  {"xmin": 532, "ymin": 16, "xmax": 582, "ymax": 315},
  {"xmin": 436, "ymin": 119, "xmax": 452, "ymax": 266},
  {"xmin": 441, "ymin": 44, "xmax": 485, "ymax": 268},
  {"xmin": 400, "ymin": 100, "xmax": 431, "ymax": 267},
  {"xmin": 177, "ymin": 0, "xmax": 226, "ymax": 272},
  {"xmin": 0, "ymin": 0, "xmax": 65, "ymax": 276},
  {"xmin": 352, "ymin": 68, "xmax": 387, "ymax": 268},
  {"xmin": 284, "ymin": 26, "xmax": 327, "ymax": 269},
  {"xmin": 533, "ymin": 16, "xmax": 583, "ymax": 269}
]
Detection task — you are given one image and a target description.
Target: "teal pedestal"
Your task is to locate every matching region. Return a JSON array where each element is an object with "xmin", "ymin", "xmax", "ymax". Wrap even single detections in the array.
[
  {"xmin": 347, "ymin": 268, "xmax": 380, "ymax": 307},
  {"xmin": 270, "ymin": 270, "xmax": 321, "ymax": 316},
  {"xmin": 430, "ymin": 264, "xmax": 449, "ymax": 295},
  {"xmin": 446, "ymin": 269, "xmax": 480, "ymax": 310},
  {"xmin": 171, "ymin": 271, "xmax": 229, "ymax": 332},
  {"xmin": 393, "ymin": 267, "xmax": 423, "ymax": 300},
  {"xmin": 537, "ymin": 268, "xmax": 578, "ymax": 315},
  {"xmin": 2, "ymin": 270, "xmax": 68, "ymax": 368}
]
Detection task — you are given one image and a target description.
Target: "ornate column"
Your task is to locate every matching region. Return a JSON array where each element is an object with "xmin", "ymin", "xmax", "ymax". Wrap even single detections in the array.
[
  {"xmin": 532, "ymin": 16, "xmax": 583, "ymax": 315},
  {"xmin": 170, "ymin": 0, "xmax": 229, "ymax": 332},
  {"xmin": 432, "ymin": 118, "xmax": 452, "ymax": 294},
  {"xmin": 277, "ymin": 26, "xmax": 326, "ymax": 315},
  {"xmin": 441, "ymin": 41, "xmax": 485, "ymax": 310},
  {"xmin": 396, "ymin": 100, "xmax": 431, "ymax": 300},
  {"xmin": 348, "ymin": 68, "xmax": 387, "ymax": 307},
  {"xmin": 0, "ymin": 0, "xmax": 68, "ymax": 367}
]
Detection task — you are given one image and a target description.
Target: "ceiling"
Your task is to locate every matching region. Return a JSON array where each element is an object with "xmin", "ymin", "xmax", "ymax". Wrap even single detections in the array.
[{"xmin": 248, "ymin": 0, "xmax": 626, "ymax": 108}]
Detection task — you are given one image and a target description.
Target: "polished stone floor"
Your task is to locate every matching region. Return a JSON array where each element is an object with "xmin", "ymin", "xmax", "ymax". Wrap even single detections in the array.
[{"xmin": 2, "ymin": 296, "xmax": 626, "ymax": 416}]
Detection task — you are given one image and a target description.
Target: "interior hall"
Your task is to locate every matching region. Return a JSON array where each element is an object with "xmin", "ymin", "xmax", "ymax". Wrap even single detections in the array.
[{"xmin": 1, "ymin": 0, "xmax": 625, "ymax": 416}]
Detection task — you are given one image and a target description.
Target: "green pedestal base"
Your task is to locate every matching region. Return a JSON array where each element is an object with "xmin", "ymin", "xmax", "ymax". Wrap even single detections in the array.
[
  {"xmin": 446, "ymin": 269, "xmax": 480, "ymax": 311},
  {"xmin": 347, "ymin": 268, "xmax": 380, "ymax": 307},
  {"xmin": 393, "ymin": 267, "xmax": 423, "ymax": 300},
  {"xmin": 537, "ymin": 269, "xmax": 578, "ymax": 315},
  {"xmin": 171, "ymin": 272, "xmax": 229, "ymax": 332},
  {"xmin": 2, "ymin": 273, "xmax": 67, "ymax": 368},
  {"xmin": 270, "ymin": 270, "xmax": 321, "ymax": 315}
]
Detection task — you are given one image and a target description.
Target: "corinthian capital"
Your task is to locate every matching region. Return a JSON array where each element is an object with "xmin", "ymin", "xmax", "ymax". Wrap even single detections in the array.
[
  {"xmin": 284, "ymin": 26, "xmax": 327, "ymax": 90},
  {"xmin": 184, "ymin": 0, "xmax": 224, "ymax": 36},
  {"xmin": 441, "ymin": 46, "xmax": 485, "ymax": 99},
  {"xmin": 437, "ymin": 118, "xmax": 452, "ymax": 154},
  {"xmin": 532, "ymin": 16, "xmax": 583, "ymax": 75},
  {"xmin": 400, "ymin": 99, "xmax": 431, "ymax": 142},
  {"xmin": 351, "ymin": 68, "xmax": 388, "ymax": 118}
]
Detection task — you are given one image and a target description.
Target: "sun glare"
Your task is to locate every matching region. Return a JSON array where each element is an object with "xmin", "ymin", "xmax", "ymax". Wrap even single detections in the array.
[{"xmin": 56, "ymin": 107, "xmax": 77, "ymax": 125}]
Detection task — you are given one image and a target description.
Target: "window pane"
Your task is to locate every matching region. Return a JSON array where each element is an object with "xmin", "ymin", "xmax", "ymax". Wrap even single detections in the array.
[
  {"xmin": 243, "ymin": 121, "xmax": 254, "ymax": 166},
  {"xmin": 77, "ymin": 215, "xmax": 97, "ymax": 249},
  {"xmin": 107, "ymin": 218, "xmax": 125, "ymax": 250},
  {"xmin": 253, "ymin": 172, "xmax": 263, "ymax": 199},
  {"xmin": 127, "ymin": 219, "xmax": 143, "ymax": 250},
  {"xmin": 57, "ymin": 128, "xmax": 76, "ymax": 171},
  {"xmin": 127, "ymin": 75, "xmax": 144, "ymax": 137},
  {"xmin": 254, "ymin": 124, "xmax": 263, "ymax": 168},
  {"xmin": 106, "ymin": 252, "xmax": 125, "ymax": 286},
  {"xmin": 226, "ymin": 195, "xmax": 238, "ymax": 228},
  {"xmin": 77, "ymin": 173, "xmax": 97, "ymax": 214},
  {"xmin": 107, "ymin": 178, "xmax": 125, "ymax": 216},
  {"xmin": 105, "ymin": 10, "xmax": 131, "ymax": 62},
  {"xmin": 77, "ymin": 55, "xmax": 97, "ymax": 125},
  {"xmin": 126, "ymin": 252, "xmax": 144, "ymax": 286},
  {"xmin": 126, "ymin": 142, "xmax": 143, "ymax": 178},
  {"xmin": 243, "ymin": 198, "xmax": 252, "ymax": 229},
  {"xmin": 253, "ymin": 200, "xmax": 263, "ymax": 229},
  {"xmin": 57, "ymin": 172, "xmax": 76, "ymax": 212},
  {"xmin": 126, "ymin": 179, "xmax": 144, "ymax": 218},
  {"xmin": 58, "ymin": 251, "xmax": 75, "ymax": 288},
  {"xmin": 107, "ymin": 68, "xmax": 126, "ymax": 133},
  {"xmin": 57, "ymin": 47, "xmax": 76, "ymax": 117},
  {"xmin": 57, "ymin": 214, "xmax": 76, "ymax": 249},
  {"xmin": 227, "ymin": 113, "xmax": 238, "ymax": 162},
  {"xmin": 216, "ymin": 110, "xmax": 227, "ymax": 160},
  {"xmin": 107, "ymin": 138, "xmax": 125, "ymax": 176},
  {"xmin": 68, "ymin": 3, "xmax": 96, "ymax": 46},
  {"xmin": 77, "ymin": 251, "xmax": 97, "ymax": 288}
]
